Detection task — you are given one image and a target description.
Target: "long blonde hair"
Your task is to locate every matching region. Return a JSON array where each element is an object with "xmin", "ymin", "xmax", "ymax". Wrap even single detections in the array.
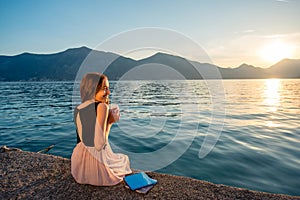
[{"xmin": 80, "ymin": 72, "xmax": 107, "ymax": 102}]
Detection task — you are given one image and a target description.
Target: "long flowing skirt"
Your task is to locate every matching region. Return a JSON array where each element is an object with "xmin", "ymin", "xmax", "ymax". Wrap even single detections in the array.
[{"xmin": 71, "ymin": 142, "xmax": 132, "ymax": 186}]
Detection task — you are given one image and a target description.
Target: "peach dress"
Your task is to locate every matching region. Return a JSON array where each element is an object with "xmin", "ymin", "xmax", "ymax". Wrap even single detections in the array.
[{"xmin": 71, "ymin": 101, "xmax": 132, "ymax": 186}]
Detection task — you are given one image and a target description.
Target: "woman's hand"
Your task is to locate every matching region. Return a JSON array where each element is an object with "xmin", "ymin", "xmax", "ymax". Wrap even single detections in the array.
[{"xmin": 107, "ymin": 106, "xmax": 120, "ymax": 124}]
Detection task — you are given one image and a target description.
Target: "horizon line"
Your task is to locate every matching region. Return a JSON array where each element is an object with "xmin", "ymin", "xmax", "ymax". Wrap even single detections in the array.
[{"xmin": 0, "ymin": 45, "xmax": 299, "ymax": 69}]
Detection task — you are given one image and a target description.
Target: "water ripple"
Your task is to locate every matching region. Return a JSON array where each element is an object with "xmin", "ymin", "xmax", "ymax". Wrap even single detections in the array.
[{"xmin": 0, "ymin": 80, "xmax": 300, "ymax": 196}]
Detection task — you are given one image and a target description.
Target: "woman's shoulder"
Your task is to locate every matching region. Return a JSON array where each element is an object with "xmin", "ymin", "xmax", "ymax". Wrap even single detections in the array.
[{"xmin": 96, "ymin": 102, "xmax": 109, "ymax": 113}]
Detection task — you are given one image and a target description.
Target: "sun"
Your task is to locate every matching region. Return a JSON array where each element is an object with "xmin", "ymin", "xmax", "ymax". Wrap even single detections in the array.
[{"xmin": 260, "ymin": 40, "xmax": 295, "ymax": 64}]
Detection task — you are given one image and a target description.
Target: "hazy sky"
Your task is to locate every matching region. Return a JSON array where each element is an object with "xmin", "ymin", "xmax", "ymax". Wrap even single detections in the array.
[{"xmin": 1, "ymin": 0, "xmax": 299, "ymax": 68}]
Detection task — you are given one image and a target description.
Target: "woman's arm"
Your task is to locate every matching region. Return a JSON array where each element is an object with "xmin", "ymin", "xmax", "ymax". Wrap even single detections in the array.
[
  {"xmin": 94, "ymin": 103, "xmax": 109, "ymax": 151},
  {"xmin": 105, "ymin": 123, "xmax": 113, "ymax": 141},
  {"xmin": 105, "ymin": 107, "xmax": 120, "ymax": 140}
]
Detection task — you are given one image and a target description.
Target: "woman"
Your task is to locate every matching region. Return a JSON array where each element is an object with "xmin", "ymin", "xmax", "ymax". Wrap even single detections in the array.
[{"xmin": 71, "ymin": 72, "xmax": 132, "ymax": 186}]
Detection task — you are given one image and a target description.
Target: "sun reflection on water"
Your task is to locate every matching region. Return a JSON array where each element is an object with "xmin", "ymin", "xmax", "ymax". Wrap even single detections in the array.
[
  {"xmin": 264, "ymin": 79, "xmax": 281, "ymax": 127},
  {"xmin": 264, "ymin": 79, "xmax": 281, "ymax": 112}
]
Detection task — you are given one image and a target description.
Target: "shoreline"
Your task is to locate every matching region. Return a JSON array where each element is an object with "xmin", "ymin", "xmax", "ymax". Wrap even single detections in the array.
[{"xmin": 1, "ymin": 147, "xmax": 299, "ymax": 199}]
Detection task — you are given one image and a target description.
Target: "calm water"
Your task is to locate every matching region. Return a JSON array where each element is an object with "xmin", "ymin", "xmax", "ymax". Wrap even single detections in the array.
[{"xmin": 0, "ymin": 79, "xmax": 299, "ymax": 196}]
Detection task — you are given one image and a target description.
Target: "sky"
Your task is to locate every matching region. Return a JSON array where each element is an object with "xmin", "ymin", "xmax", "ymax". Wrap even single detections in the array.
[{"xmin": 0, "ymin": 0, "xmax": 300, "ymax": 68}]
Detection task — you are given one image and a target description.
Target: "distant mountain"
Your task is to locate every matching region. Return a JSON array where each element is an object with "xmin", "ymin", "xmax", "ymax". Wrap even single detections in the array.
[
  {"xmin": 219, "ymin": 64, "xmax": 269, "ymax": 79},
  {"xmin": 0, "ymin": 47, "xmax": 91, "ymax": 81},
  {"xmin": 266, "ymin": 59, "xmax": 300, "ymax": 78},
  {"xmin": 0, "ymin": 46, "xmax": 299, "ymax": 81}
]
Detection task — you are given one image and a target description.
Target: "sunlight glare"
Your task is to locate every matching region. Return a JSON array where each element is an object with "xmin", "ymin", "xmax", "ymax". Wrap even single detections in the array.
[
  {"xmin": 264, "ymin": 79, "xmax": 281, "ymax": 112},
  {"xmin": 260, "ymin": 41, "xmax": 295, "ymax": 64},
  {"xmin": 266, "ymin": 121, "xmax": 279, "ymax": 128}
]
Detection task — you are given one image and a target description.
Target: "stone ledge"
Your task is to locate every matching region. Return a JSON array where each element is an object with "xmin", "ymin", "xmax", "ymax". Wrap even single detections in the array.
[{"xmin": 0, "ymin": 147, "xmax": 299, "ymax": 199}]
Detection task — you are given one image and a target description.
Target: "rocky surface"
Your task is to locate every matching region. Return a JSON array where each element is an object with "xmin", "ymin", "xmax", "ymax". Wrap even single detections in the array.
[{"xmin": 0, "ymin": 147, "xmax": 299, "ymax": 199}]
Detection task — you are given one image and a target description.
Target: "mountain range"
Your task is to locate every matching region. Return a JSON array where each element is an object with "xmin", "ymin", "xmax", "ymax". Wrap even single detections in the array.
[{"xmin": 0, "ymin": 46, "xmax": 299, "ymax": 81}]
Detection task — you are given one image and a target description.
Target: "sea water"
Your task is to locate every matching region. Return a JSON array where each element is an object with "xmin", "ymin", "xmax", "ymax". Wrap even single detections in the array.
[{"xmin": 0, "ymin": 79, "xmax": 299, "ymax": 196}]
